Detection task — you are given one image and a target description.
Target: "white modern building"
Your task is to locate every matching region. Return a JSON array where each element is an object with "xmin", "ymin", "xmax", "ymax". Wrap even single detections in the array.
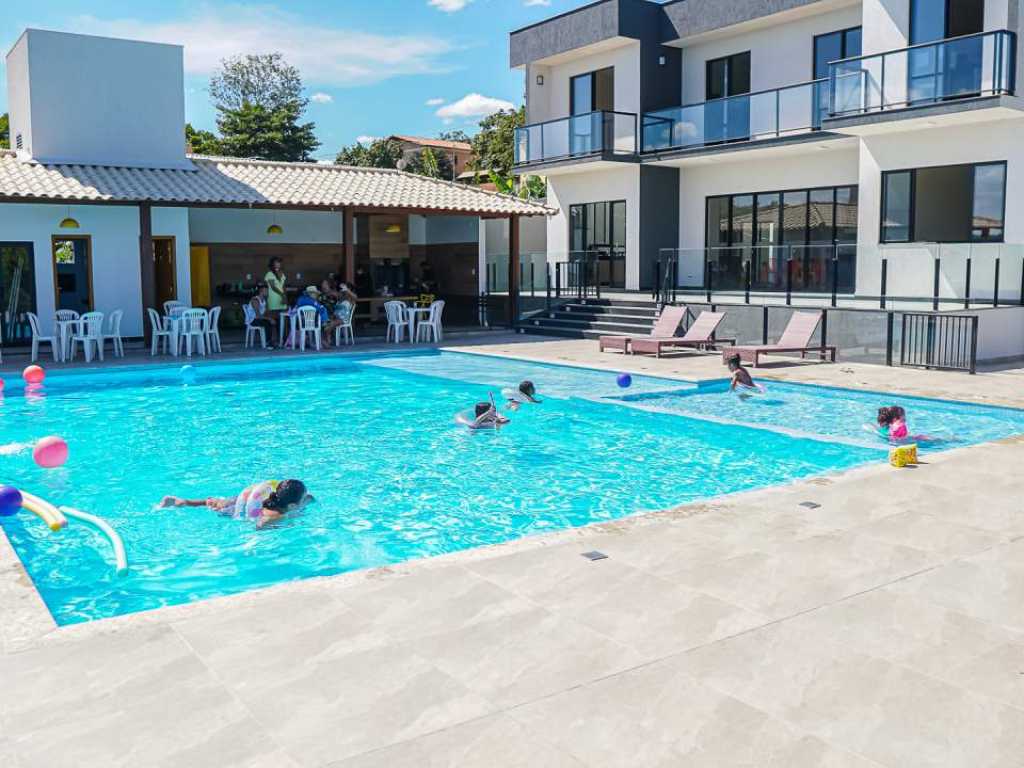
[
  {"xmin": 511, "ymin": 0, "xmax": 1024, "ymax": 333},
  {"xmin": 0, "ymin": 29, "xmax": 548, "ymax": 348}
]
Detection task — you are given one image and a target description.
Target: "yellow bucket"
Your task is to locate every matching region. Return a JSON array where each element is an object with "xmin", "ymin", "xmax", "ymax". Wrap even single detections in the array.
[{"xmin": 889, "ymin": 444, "xmax": 918, "ymax": 468}]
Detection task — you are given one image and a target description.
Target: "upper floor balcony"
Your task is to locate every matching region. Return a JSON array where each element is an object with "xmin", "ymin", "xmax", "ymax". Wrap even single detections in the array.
[
  {"xmin": 827, "ymin": 30, "xmax": 1016, "ymax": 123},
  {"xmin": 514, "ymin": 110, "xmax": 638, "ymax": 168},
  {"xmin": 641, "ymin": 79, "xmax": 829, "ymax": 155}
]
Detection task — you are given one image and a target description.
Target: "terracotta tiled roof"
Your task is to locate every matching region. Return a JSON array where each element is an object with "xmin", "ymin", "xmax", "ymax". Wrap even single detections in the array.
[
  {"xmin": 390, "ymin": 136, "xmax": 473, "ymax": 152},
  {"xmin": 0, "ymin": 151, "xmax": 551, "ymax": 216}
]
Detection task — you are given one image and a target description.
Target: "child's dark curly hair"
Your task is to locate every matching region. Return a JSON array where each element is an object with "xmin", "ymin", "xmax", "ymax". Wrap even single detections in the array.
[{"xmin": 264, "ymin": 479, "xmax": 308, "ymax": 512}]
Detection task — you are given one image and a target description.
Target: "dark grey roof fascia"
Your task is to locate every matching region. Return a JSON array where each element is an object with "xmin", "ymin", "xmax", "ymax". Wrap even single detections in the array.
[{"xmin": 661, "ymin": 0, "xmax": 834, "ymax": 42}]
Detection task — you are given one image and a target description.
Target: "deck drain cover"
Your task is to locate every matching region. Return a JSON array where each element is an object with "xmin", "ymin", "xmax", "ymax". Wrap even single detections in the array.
[
  {"xmin": 799, "ymin": 501, "xmax": 821, "ymax": 509},
  {"xmin": 581, "ymin": 551, "xmax": 609, "ymax": 561}
]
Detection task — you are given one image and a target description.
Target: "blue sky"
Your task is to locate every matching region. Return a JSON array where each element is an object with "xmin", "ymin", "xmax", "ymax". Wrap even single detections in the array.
[{"xmin": 0, "ymin": 0, "xmax": 574, "ymax": 160}]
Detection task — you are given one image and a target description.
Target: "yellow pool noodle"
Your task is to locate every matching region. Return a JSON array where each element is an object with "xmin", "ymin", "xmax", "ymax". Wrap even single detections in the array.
[{"xmin": 18, "ymin": 491, "xmax": 67, "ymax": 532}]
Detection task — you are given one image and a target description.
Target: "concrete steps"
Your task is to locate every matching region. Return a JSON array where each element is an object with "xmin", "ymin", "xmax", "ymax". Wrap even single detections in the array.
[{"xmin": 522, "ymin": 297, "xmax": 659, "ymax": 340}]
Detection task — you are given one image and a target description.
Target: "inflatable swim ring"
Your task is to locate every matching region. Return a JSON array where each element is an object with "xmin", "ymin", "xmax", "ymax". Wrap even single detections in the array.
[{"xmin": 233, "ymin": 480, "xmax": 280, "ymax": 519}]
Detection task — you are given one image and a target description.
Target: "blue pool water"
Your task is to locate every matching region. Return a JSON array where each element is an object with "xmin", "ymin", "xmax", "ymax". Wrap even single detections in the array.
[{"xmin": 0, "ymin": 351, "xmax": 1020, "ymax": 625}]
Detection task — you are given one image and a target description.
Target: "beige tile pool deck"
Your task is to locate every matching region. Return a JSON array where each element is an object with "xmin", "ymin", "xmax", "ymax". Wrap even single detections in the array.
[{"xmin": 1, "ymin": 335, "xmax": 1023, "ymax": 767}]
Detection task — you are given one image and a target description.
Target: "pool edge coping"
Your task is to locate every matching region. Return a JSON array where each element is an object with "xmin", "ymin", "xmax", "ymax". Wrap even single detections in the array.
[{"xmin": 3, "ymin": 435, "xmax": 1019, "ymax": 654}]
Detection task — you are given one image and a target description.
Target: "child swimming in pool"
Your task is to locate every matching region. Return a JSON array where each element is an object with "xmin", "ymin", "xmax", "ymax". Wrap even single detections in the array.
[
  {"xmin": 725, "ymin": 354, "xmax": 765, "ymax": 397},
  {"xmin": 471, "ymin": 396, "xmax": 510, "ymax": 429},
  {"xmin": 504, "ymin": 380, "xmax": 542, "ymax": 411},
  {"xmin": 160, "ymin": 479, "xmax": 312, "ymax": 528},
  {"xmin": 874, "ymin": 406, "xmax": 939, "ymax": 444}
]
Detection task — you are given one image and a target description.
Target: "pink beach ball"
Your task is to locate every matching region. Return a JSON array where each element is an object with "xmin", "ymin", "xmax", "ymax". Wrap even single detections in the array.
[
  {"xmin": 33, "ymin": 436, "xmax": 69, "ymax": 469},
  {"xmin": 23, "ymin": 365, "xmax": 45, "ymax": 385}
]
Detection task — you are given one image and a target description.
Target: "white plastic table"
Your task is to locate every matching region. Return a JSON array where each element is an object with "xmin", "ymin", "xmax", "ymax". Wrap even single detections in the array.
[
  {"xmin": 405, "ymin": 306, "xmax": 431, "ymax": 343},
  {"xmin": 278, "ymin": 312, "xmax": 299, "ymax": 349},
  {"xmin": 54, "ymin": 318, "xmax": 81, "ymax": 362}
]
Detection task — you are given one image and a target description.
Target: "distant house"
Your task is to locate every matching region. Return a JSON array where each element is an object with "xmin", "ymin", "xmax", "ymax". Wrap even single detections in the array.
[{"xmin": 390, "ymin": 136, "xmax": 473, "ymax": 181}]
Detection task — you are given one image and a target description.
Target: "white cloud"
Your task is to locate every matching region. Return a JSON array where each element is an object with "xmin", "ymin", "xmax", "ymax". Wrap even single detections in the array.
[
  {"xmin": 425, "ymin": 97, "xmax": 445, "ymax": 106},
  {"xmin": 310, "ymin": 92, "xmax": 333, "ymax": 104},
  {"xmin": 435, "ymin": 93, "xmax": 514, "ymax": 122},
  {"xmin": 524, "ymin": 0, "xmax": 551, "ymax": 6},
  {"xmin": 429, "ymin": 0, "xmax": 473, "ymax": 11},
  {"xmin": 70, "ymin": 5, "xmax": 458, "ymax": 86},
  {"xmin": 356, "ymin": 135, "xmax": 378, "ymax": 146}
]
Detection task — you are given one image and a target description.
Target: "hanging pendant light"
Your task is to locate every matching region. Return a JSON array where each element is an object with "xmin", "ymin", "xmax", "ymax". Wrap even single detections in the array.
[
  {"xmin": 385, "ymin": 223, "xmax": 401, "ymax": 234},
  {"xmin": 266, "ymin": 223, "xmax": 283, "ymax": 235},
  {"xmin": 58, "ymin": 205, "xmax": 80, "ymax": 229}
]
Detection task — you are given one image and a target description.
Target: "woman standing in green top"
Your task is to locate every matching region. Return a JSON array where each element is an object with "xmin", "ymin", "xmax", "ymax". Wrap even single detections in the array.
[{"xmin": 264, "ymin": 257, "xmax": 288, "ymax": 313}]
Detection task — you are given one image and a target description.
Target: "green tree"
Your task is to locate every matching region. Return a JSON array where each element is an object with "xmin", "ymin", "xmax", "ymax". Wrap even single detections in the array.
[
  {"xmin": 488, "ymin": 170, "xmax": 545, "ymax": 200},
  {"xmin": 185, "ymin": 123, "xmax": 222, "ymax": 155},
  {"xmin": 469, "ymin": 106, "xmax": 524, "ymax": 177},
  {"xmin": 437, "ymin": 129, "xmax": 470, "ymax": 144},
  {"xmin": 216, "ymin": 102, "xmax": 319, "ymax": 162},
  {"xmin": 402, "ymin": 147, "xmax": 452, "ymax": 179},
  {"xmin": 335, "ymin": 138, "xmax": 402, "ymax": 168},
  {"xmin": 208, "ymin": 54, "xmax": 320, "ymax": 162},
  {"xmin": 0, "ymin": 113, "xmax": 9, "ymax": 150},
  {"xmin": 210, "ymin": 53, "xmax": 304, "ymax": 112}
]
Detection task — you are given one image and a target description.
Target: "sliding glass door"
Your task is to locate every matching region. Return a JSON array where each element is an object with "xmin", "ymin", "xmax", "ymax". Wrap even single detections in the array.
[
  {"xmin": 569, "ymin": 200, "xmax": 626, "ymax": 288},
  {"xmin": 0, "ymin": 243, "xmax": 37, "ymax": 347}
]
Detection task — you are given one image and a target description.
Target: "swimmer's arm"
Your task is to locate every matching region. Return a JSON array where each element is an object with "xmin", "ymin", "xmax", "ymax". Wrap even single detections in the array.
[
  {"xmin": 729, "ymin": 372, "xmax": 739, "ymax": 391},
  {"xmin": 159, "ymin": 496, "xmax": 235, "ymax": 510},
  {"xmin": 256, "ymin": 509, "xmax": 284, "ymax": 529}
]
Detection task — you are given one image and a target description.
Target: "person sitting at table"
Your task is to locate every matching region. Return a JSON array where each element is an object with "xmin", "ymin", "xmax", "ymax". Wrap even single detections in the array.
[
  {"xmin": 296, "ymin": 286, "xmax": 342, "ymax": 345},
  {"xmin": 319, "ymin": 278, "xmax": 340, "ymax": 315},
  {"xmin": 244, "ymin": 283, "xmax": 277, "ymax": 347}
]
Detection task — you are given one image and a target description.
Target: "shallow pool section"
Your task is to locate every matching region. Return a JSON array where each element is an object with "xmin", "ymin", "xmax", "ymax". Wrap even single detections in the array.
[
  {"xmin": 613, "ymin": 380, "xmax": 1024, "ymax": 450},
  {"xmin": 1, "ymin": 351, "xmax": 1015, "ymax": 625}
]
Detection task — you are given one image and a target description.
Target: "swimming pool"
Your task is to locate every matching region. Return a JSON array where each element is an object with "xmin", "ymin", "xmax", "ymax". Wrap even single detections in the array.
[{"xmin": 1, "ymin": 351, "xmax": 1021, "ymax": 625}]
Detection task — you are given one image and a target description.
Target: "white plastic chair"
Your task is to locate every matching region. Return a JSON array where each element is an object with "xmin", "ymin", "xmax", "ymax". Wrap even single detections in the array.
[
  {"xmin": 243, "ymin": 303, "xmax": 267, "ymax": 349},
  {"xmin": 205, "ymin": 306, "xmax": 222, "ymax": 353},
  {"xmin": 163, "ymin": 300, "xmax": 187, "ymax": 316},
  {"xmin": 178, "ymin": 308, "xmax": 208, "ymax": 357},
  {"xmin": 55, "ymin": 309, "xmax": 80, "ymax": 322},
  {"xmin": 147, "ymin": 308, "xmax": 173, "ymax": 356},
  {"xmin": 384, "ymin": 301, "xmax": 407, "ymax": 344},
  {"xmin": 69, "ymin": 312, "xmax": 105, "ymax": 362},
  {"xmin": 297, "ymin": 306, "xmax": 321, "ymax": 351},
  {"xmin": 103, "ymin": 309, "xmax": 125, "ymax": 358},
  {"xmin": 333, "ymin": 301, "xmax": 355, "ymax": 347},
  {"xmin": 26, "ymin": 312, "xmax": 60, "ymax": 362},
  {"xmin": 415, "ymin": 300, "xmax": 446, "ymax": 343}
]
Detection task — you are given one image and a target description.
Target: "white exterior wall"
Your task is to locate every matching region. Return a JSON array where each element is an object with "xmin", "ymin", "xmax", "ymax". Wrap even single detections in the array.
[
  {"xmin": 680, "ymin": 4, "xmax": 863, "ymax": 103},
  {"xmin": 855, "ymin": 120, "xmax": 1024, "ymax": 297},
  {"xmin": 0, "ymin": 203, "xmax": 189, "ymax": 338},
  {"xmin": 546, "ymin": 166, "xmax": 641, "ymax": 288},
  {"xmin": 5, "ymin": 30, "xmax": 188, "ymax": 169},
  {"xmin": 526, "ymin": 41, "xmax": 640, "ymax": 124}
]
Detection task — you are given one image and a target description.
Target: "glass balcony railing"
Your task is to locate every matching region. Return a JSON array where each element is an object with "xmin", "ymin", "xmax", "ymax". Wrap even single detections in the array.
[
  {"xmin": 828, "ymin": 30, "xmax": 1016, "ymax": 117},
  {"xmin": 641, "ymin": 80, "xmax": 828, "ymax": 153},
  {"xmin": 514, "ymin": 110, "xmax": 637, "ymax": 165}
]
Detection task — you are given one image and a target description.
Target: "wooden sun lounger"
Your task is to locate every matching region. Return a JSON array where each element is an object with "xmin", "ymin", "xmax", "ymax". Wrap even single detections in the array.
[
  {"xmin": 629, "ymin": 311, "xmax": 735, "ymax": 358},
  {"xmin": 598, "ymin": 305, "xmax": 687, "ymax": 354},
  {"xmin": 722, "ymin": 311, "xmax": 837, "ymax": 368}
]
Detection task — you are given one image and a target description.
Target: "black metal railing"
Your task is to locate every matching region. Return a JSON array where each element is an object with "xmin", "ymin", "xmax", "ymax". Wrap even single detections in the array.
[
  {"xmin": 829, "ymin": 29, "xmax": 1016, "ymax": 117},
  {"xmin": 900, "ymin": 313, "xmax": 979, "ymax": 373},
  {"xmin": 514, "ymin": 110, "xmax": 638, "ymax": 165},
  {"xmin": 642, "ymin": 79, "xmax": 828, "ymax": 153},
  {"xmin": 553, "ymin": 251, "xmax": 602, "ymax": 300}
]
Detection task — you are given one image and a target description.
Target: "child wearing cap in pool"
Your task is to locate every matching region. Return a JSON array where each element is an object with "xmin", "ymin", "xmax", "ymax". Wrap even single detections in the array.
[
  {"xmin": 160, "ymin": 479, "xmax": 312, "ymax": 528},
  {"xmin": 504, "ymin": 380, "xmax": 542, "ymax": 411}
]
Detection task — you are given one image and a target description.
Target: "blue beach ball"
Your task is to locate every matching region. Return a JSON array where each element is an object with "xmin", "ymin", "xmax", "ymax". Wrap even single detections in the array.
[
  {"xmin": 616, "ymin": 373, "xmax": 632, "ymax": 389},
  {"xmin": 180, "ymin": 365, "xmax": 197, "ymax": 385},
  {"xmin": 0, "ymin": 485, "xmax": 22, "ymax": 517}
]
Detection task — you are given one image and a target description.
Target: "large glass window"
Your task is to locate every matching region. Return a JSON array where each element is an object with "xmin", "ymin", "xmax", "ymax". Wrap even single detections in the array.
[
  {"xmin": 881, "ymin": 162, "xmax": 1005, "ymax": 243},
  {"xmin": 570, "ymin": 67, "xmax": 614, "ymax": 115},
  {"xmin": 706, "ymin": 52, "xmax": 751, "ymax": 99},
  {"xmin": 813, "ymin": 27, "xmax": 862, "ymax": 79},
  {"xmin": 911, "ymin": 0, "xmax": 983, "ymax": 43},
  {"xmin": 0, "ymin": 243, "xmax": 37, "ymax": 347},
  {"xmin": 706, "ymin": 185, "xmax": 858, "ymax": 293},
  {"xmin": 569, "ymin": 200, "xmax": 627, "ymax": 288}
]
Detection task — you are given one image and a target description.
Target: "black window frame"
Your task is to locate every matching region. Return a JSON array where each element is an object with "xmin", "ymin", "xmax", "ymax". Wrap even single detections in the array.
[
  {"xmin": 569, "ymin": 67, "xmax": 614, "ymax": 116},
  {"xmin": 705, "ymin": 51, "xmax": 752, "ymax": 101},
  {"xmin": 879, "ymin": 161, "xmax": 1007, "ymax": 244},
  {"xmin": 812, "ymin": 26, "xmax": 863, "ymax": 80},
  {"xmin": 569, "ymin": 199, "xmax": 627, "ymax": 253},
  {"xmin": 909, "ymin": 0, "xmax": 984, "ymax": 45},
  {"xmin": 704, "ymin": 184, "xmax": 860, "ymax": 249},
  {"xmin": 0, "ymin": 241, "xmax": 38, "ymax": 348}
]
